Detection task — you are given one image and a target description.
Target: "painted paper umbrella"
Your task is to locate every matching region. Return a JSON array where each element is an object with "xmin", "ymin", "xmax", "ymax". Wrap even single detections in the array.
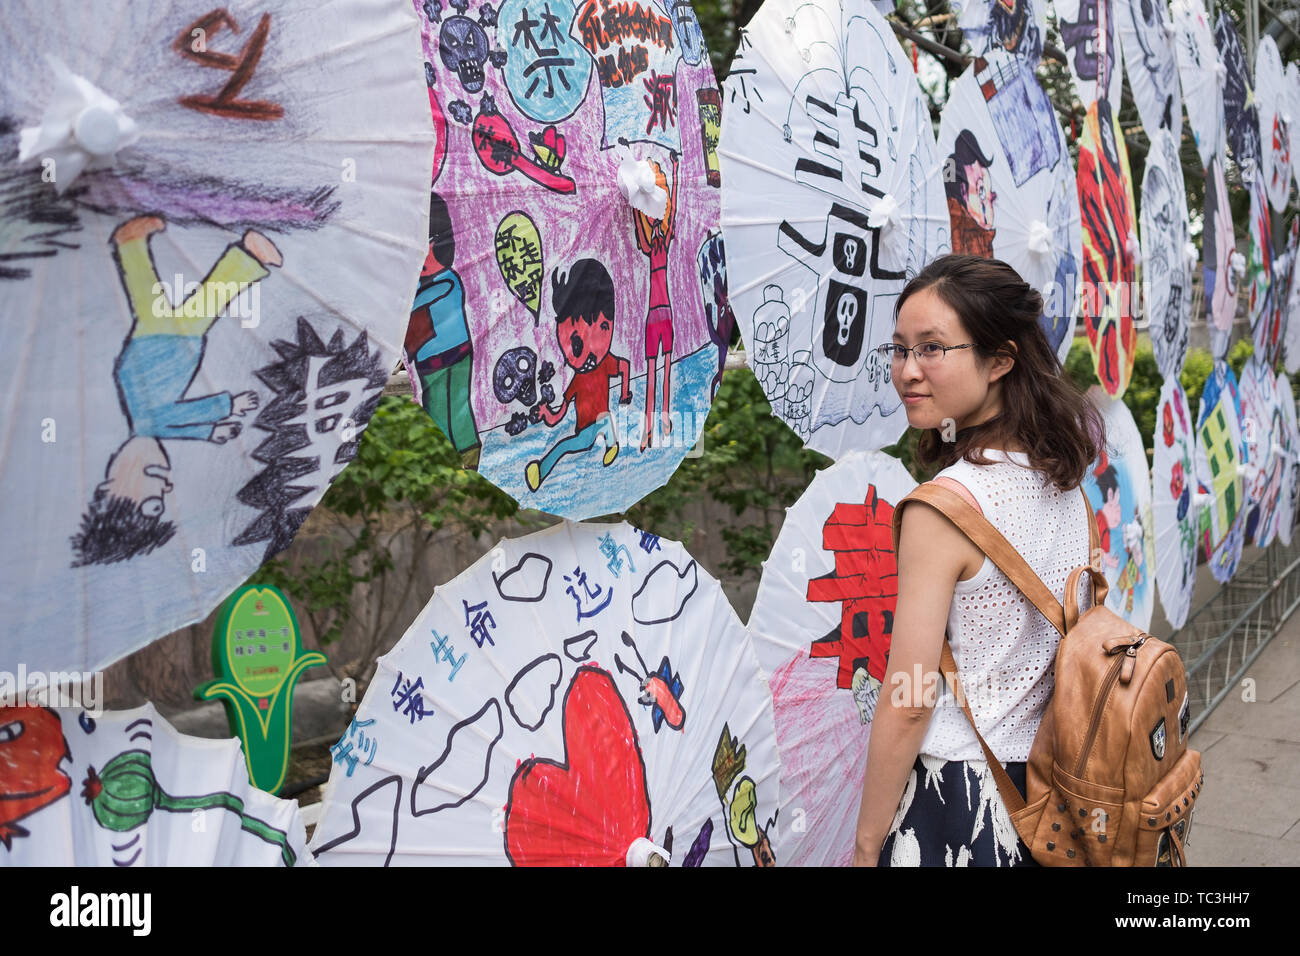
[
  {"xmin": 405, "ymin": 0, "xmax": 725, "ymax": 520},
  {"xmin": 1194, "ymin": 360, "xmax": 1248, "ymax": 582},
  {"xmin": 1203, "ymin": 148, "xmax": 1239, "ymax": 360},
  {"xmin": 1284, "ymin": 218, "xmax": 1300, "ymax": 374},
  {"xmin": 1119, "ymin": 0, "xmax": 1182, "ymax": 139},
  {"xmin": 1152, "ymin": 378, "xmax": 1200, "ymax": 630},
  {"xmin": 946, "ymin": 0, "xmax": 1048, "ymax": 65},
  {"xmin": 1077, "ymin": 93, "xmax": 1140, "ymax": 398},
  {"xmin": 0, "ymin": 704, "xmax": 310, "ymax": 866},
  {"xmin": 1289, "ymin": 62, "xmax": 1300, "ymax": 204},
  {"xmin": 1255, "ymin": 35, "xmax": 1293, "ymax": 214},
  {"xmin": 936, "ymin": 49, "xmax": 1081, "ymax": 363},
  {"xmin": 719, "ymin": 0, "xmax": 950, "ymax": 459},
  {"xmin": 1246, "ymin": 175, "xmax": 1279, "ymax": 365},
  {"xmin": 1055, "ymin": 0, "xmax": 1124, "ymax": 109},
  {"xmin": 1215, "ymin": 10, "xmax": 1260, "ymax": 182},
  {"xmin": 1083, "ymin": 387, "xmax": 1158, "ymax": 630},
  {"xmin": 1275, "ymin": 372, "xmax": 1299, "ymax": 545},
  {"xmin": 309, "ymin": 521, "xmax": 779, "ymax": 866},
  {"xmin": 1140, "ymin": 128, "xmax": 1192, "ymax": 379},
  {"xmin": 1172, "ymin": 0, "xmax": 1225, "ymax": 171},
  {"xmin": 745, "ymin": 450, "xmax": 915, "ymax": 867},
  {"xmin": 1239, "ymin": 354, "xmax": 1285, "ymax": 547},
  {"xmin": 0, "ymin": 0, "xmax": 433, "ymax": 675}
]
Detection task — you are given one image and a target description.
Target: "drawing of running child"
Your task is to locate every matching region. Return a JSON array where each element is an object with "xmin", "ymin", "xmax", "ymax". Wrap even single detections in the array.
[
  {"xmin": 632, "ymin": 150, "xmax": 678, "ymax": 451},
  {"xmin": 71, "ymin": 215, "xmax": 279, "ymax": 566},
  {"xmin": 525, "ymin": 258, "xmax": 631, "ymax": 492}
]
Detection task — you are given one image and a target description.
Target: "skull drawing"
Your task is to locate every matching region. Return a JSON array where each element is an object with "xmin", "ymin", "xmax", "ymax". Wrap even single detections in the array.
[
  {"xmin": 494, "ymin": 346, "xmax": 538, "ymax": 407},
  {"xmin": 440, "ymin": 15, "xmax": 491, "ymax": 92}
]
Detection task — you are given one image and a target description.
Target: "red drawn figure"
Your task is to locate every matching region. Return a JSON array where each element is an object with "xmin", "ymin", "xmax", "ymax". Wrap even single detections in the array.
[
  {"xmin": 805, "ymin": 485, "xmax": 898, "ymax": 724},
  {"xmin": 472, "ymin": 98, "xmax": 576, "ymax": 193},
  {"xmin": 174, "ymin": 9, "xmax": 285, "ymax": 120},
  {"xmin": 504, "ymin": 667, "xmax": 651, "ymax": 865},
  {"xmin": 0, "ymin": 706, "xmax": 72, "ymax": 849},
  {"xmin": 633, "ymin": 151, "xmax": 679, "ymax": 451},
  {"xmin": 1077, "ymin": 98, "xmax": 1137, "ymax": 397}
]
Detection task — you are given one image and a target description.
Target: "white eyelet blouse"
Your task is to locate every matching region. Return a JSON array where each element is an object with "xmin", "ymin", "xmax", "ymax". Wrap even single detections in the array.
[{"xmin": 917, "ymin": 449, "xmax": 1093, "ymax": 763}]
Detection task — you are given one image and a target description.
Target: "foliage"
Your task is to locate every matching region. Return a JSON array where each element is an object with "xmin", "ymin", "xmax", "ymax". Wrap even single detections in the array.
[
  {"xmin": 626, "ymin": 366, "xmax": 830, "ymax": 576},
  {"xmin": 1063, "ymin": 335, "xmax": 1260, "ymax": 457}
]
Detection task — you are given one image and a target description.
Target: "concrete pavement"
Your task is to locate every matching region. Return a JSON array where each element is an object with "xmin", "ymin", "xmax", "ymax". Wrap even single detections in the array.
[{"xmin": 1187, "ymin": 620, "xmax": 1300, "ymax": 865}]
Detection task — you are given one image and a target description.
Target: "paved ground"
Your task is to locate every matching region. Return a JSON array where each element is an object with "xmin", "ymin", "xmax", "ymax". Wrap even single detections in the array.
[{"xmin": 1187, "ymin": 621, "xmax": 1300, "ymax": 866}]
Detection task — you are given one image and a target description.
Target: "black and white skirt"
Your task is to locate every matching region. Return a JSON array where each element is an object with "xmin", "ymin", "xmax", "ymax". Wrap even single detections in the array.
[{"xmin": 877, "ymin": 755, "xmax": 1039, "ymax": 867}]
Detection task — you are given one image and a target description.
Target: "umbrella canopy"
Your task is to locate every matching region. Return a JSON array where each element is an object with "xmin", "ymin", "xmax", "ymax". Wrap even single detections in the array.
[
  {"xmin": 1246, "ymin": 175, "xmax": 1279, "ymax": 365},
  {"xmin": 1289, "ymin": 62, "xmax": 1300, "ymax": 201},
  {"xmin": 1239, "ymin": 354, "xmax": 1284, "ymax": 547},
  {"xmin": 948, "ymin": 0, "xmax": 1047, "ymax": 65},
  {"xmin": 1140, "ymin": 128, "xmax": 1192, "ymax": 379},
  {"xmin": 1119, "ymin": 0, "xmax": 1183, "ymax": 139},
  {"xmin": 1255, "ymin": 35, "xmax": 1292, "ymax": 214},
  {"xmin": 1194, "ymin": 360, "xmax": 1248, "ymax": 582},
  {"xmin": 1, "ymin": 0, "xmax": 433, "ymax": 675},
  {"xmin": 1056, "ymin": 0, "xmax": 1124, "ymax": 109},
  {"xmin": 1216, "ymin": 10, "xmax": 1260, "ymax": 182},
  {"xmin": 1083, "ymin": 387, "xmax": 1157, "ymax": 630},
  {"xmin": 1203, "ymin": 149, "xmax": 1239, "ymax": 359},
  {"xmin": 1276, "ymin": 372, "xmax": 1299, "ymax": 545},
  {"xmin": 1078, "ymin": 95, "xmax": 1140, "ymax": 397},
  {"xmin": 936, "ymin": 50, "xmax": 1081, "ymax": 363},
  {"xmin": 0, "ymin": 703, "xmax": 309, "ymax": 866},
  {"xmin": 404, "ymin": 0, "xmax": 724, "ymax": 520},
  {"xmin": 746, "ymin": 450, "xmax": 915, "ymax": 867},
  {"xmin": 719, "ymin": 0, "xmax": 950, "ymax": 458},
  {"xmin": 1284, "ymin": 217, "xmax": 1300, "ymax": 374},
  {"xmin": 1152, "ymin": 378, "xmax": 1199, "ymax": 630},
  {"xmin": 1172, "ymin": 0, "xmax": 1225, "ymax": 171},
  {"xmin": 309, "ymin": 521, "xmax": 780, "ymax": 866}
]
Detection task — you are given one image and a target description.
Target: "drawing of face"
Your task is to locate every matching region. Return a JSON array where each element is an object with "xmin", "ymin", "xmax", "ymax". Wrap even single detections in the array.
[
  {"xmin": 99, "ymin": 437, "xmax": 173, "ymax": 518},
  {"xmin": 439, "ymin": 15, "xmax": 491, "ymax": 92},
  {"xmin": 557, "ymin": 311, "xmax": 613, "ymax": 373},
  {"xmin": 963, "ymin": 162, "xmax": 996, "ymax": 230},
  {"xmin": 1102, "ymin": 485, "xmax": 1122, "ymax": 527}
]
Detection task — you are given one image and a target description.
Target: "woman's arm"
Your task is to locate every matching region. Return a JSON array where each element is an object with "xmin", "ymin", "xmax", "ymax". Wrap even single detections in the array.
[{"xmin": 852, "ymin": 498, "xmax": 980, "ymax": 865}]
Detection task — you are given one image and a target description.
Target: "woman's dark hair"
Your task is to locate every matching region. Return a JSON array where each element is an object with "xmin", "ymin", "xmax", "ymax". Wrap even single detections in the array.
[{"xmin": 895, "ymin": 253, "xmax": 1104, "ymax": 491}]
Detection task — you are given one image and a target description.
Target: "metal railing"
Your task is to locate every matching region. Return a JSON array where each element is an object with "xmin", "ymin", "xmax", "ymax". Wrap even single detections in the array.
[{"xmin": 1172, "ymin": 529, "xmax": 1300, "ymax": 735}]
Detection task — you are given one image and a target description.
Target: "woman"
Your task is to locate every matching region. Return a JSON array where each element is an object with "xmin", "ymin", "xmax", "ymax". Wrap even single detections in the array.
[{"xmin": 853, "ymin": 254, "xmax": 1104, "ymax": 867}]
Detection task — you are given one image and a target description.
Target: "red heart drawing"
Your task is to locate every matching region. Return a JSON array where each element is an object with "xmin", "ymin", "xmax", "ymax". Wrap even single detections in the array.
[{"xmin": 504, "ymin": 666, "xmax": 650, "ymax": 866}]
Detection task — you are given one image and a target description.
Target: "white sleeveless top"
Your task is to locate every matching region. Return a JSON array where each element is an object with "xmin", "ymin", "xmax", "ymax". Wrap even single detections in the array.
[{"xmin": 918, "ymin": 450, "xmax": 1093, "ymax": 762}]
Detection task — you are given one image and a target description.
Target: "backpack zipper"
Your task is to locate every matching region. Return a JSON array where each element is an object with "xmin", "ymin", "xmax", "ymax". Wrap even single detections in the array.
[{"xmin": 1072, "ymin": 638, "xmax": 1145, "ymax": 778}]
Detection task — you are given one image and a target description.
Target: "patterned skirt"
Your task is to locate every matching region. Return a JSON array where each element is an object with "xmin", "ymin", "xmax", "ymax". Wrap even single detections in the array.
[{"xmin": 878, "ymin": 755, "xmax": 1040, "ymax": 867}]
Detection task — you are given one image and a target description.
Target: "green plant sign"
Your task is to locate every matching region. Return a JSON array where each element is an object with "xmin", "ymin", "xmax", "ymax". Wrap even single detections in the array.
[{"xmin": 195, "ymin": 586, "xmax": 325, "ymax": 794}]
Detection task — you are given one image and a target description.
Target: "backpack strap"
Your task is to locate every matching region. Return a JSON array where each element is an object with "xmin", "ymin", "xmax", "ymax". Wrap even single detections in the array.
[{"xmin": 891, "ymin": 482, "xmax": 1067, "ymax": 638}]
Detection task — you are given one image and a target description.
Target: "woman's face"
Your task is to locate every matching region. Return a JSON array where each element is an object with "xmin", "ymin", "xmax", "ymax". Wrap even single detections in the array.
[{"xmin": 891, "ymin": 287, "xmax": 1011, "ymax": 433}]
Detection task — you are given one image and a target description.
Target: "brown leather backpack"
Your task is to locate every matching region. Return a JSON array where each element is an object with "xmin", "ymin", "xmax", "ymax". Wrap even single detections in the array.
[{"xmin": 892, "ymin": 483, "xmax": 1204, "ymax": 867}]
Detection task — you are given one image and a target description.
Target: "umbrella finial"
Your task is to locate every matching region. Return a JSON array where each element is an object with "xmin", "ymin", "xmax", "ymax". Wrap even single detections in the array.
[
  {"xmin": 1026, "ymin": 220, "xmax": 1053, "ymax": 257},
  {"xmin": 18, "ymin": 55, "xmax": 138, "ymax": 194},
  {"xmin": 626, "ymin": 836, "xmax": 671, "ymax": 867}
]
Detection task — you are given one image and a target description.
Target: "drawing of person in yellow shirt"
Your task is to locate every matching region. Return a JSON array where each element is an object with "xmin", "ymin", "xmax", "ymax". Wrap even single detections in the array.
[{"xmin": 71, "ymin": 215, "xmax": 280, "ymax": 566}]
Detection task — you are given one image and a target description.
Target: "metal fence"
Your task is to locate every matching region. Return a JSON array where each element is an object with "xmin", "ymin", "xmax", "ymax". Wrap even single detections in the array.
[{"xmin": 1174, "ymin": 529, "xmax": 1300, "ymax": 735}]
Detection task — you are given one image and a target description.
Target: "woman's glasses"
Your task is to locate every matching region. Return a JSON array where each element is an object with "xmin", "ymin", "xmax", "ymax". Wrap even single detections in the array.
[{"xmin": 873, "ymin": 342, "xmax": 976, "ymax": 367}]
